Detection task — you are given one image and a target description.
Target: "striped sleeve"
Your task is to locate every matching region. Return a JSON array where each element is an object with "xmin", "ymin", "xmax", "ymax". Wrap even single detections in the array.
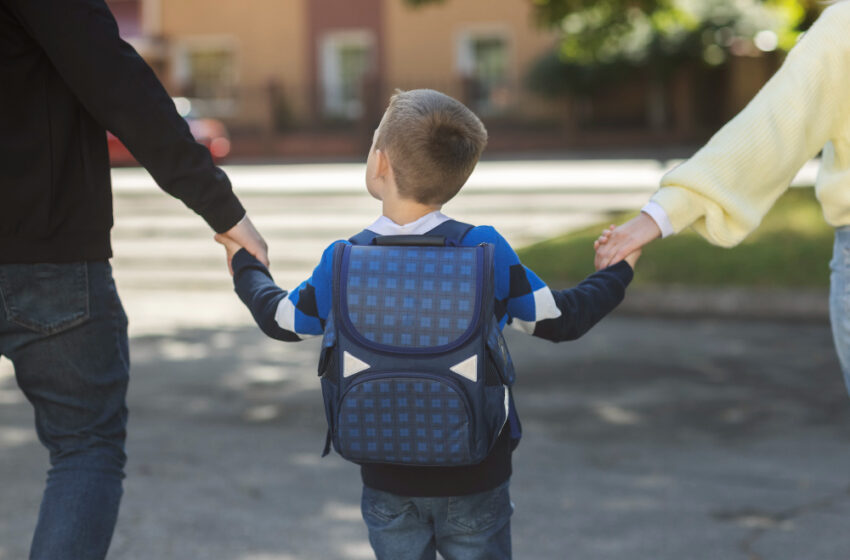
[
  {"xmin": 231, "ymin": 242, "xmax": 343, "ymax": 341},
  {"xmin": 464, "ymin": 226, "xmax": 633, "ymax": 342}
]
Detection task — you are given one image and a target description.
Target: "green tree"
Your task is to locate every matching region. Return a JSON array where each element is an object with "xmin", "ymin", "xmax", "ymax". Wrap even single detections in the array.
[{"xmin": 526, "ymin": 0, "xmax": 807, "ymax": 95}]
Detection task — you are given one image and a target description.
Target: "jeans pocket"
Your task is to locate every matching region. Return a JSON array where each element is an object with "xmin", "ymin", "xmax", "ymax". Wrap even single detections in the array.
[
  {"xmin": 362, "ymin": 487, "xmax": 416, "ymax": 524},
  {"xmin": 0, "ymin": 262, "xmax": 90, "ymax": 335},
  {"xmin": 446, "ymin": 481, "xmax": 512, "ymax": 533}
]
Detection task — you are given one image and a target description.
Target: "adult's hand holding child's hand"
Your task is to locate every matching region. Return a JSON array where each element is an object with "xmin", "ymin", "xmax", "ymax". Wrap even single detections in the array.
[
  {"xmin": 593, "ymin": 213, "xmax": 660, "ymax": 270},
  {"xmin": 594, "ymin": 224, "xmax": 643, "ymax": 271},
  {"xmin": 220, "ymin": 214, "xmax": 269, "ymax": 268}
]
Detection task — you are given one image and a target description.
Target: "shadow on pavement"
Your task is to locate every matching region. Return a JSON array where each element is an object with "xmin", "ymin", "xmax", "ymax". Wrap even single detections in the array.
[{"xmin": 2, "ymin": 315, "xmax": 849, "ymax": 559}]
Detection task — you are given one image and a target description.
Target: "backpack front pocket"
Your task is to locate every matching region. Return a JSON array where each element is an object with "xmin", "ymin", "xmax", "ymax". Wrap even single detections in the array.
[{"xmin": 336, "ymin": 373, "xmax": 473, "ymax": 466}]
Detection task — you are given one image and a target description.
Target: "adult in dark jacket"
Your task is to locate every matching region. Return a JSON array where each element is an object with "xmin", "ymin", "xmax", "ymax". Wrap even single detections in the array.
[{"xmin": 0, "ymin": 1, "xmax": 268, "ymax": 558}]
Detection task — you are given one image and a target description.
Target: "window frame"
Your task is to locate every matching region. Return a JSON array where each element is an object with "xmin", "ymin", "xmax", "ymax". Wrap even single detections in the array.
[{"xmin": 319, "ymin": 29, "xmax": 376, "ymax": 120}]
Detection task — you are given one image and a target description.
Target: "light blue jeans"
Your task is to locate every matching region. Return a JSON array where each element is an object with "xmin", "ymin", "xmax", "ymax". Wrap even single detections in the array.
[
  {"xmin": 361, "ymin": 480, "xmax": 513, "ymax": 560},
  {"xmin": 0, "ymin": 262, "xmax": 129, "ymax": 560},
  {"xmin": 830, "ymin": 227, "xmax": 850, "ymax": 394}
]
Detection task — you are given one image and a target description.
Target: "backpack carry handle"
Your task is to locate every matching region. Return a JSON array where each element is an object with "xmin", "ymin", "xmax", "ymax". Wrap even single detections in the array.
[{"xmin": 372, "ymin": 235, "xmax": 448, "ymax": 247}]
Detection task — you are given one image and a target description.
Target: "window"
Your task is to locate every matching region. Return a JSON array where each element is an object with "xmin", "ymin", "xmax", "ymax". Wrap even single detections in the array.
[
  {"xmin": 174, "ymin": 38, "xmax": 237, "ymax": 117},
  {"xmin": 457, "ymin": 30, "xmax": 511, "ymax": 114},
  {"xmin": 185, "ymin": 47, "xmax": 235, "ymax": 100},
  {"xmin": 320, "ymin": 31, "xmax": 375, "ymax": 119}
]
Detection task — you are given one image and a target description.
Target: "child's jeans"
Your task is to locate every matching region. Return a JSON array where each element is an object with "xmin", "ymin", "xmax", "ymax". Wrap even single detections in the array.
[{"xmin": 361, "ymin": 480, "xmax": 513, "ymax": 560}]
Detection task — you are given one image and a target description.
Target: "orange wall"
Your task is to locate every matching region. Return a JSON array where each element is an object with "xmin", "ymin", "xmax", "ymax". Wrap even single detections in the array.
[
  {"xmin": 159, "ymin": 0, "xmax": 308, "ymax": 127},
  {"xmin": 156, "ymin": 0, "xmax": 559, "ymax": 126},
  {"xmin": 382, "ymin": 0, "xmax": 558, "ymax": 104}
]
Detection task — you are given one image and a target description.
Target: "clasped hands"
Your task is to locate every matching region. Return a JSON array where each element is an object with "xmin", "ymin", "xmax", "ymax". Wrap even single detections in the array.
[
  {"xmin": 593, "ymin": 212, "xmax": 662, "ymax": 271},
  {"xmin": 214, "ymin": 214, "xmax": 268, "ymax": 275}
]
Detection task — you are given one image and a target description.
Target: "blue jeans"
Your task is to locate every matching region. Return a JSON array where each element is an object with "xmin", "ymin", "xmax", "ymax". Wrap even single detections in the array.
[
  {"xmin": 361, "ymin": 480, "xmax": 513, "ymax": 560},
  {"xmin": 0, "ymin": 261, "xmax": 129, "ymax": 560},
  {"xmin": 830, "ymin": 227, "xmax": 850, "ymax": 395}
]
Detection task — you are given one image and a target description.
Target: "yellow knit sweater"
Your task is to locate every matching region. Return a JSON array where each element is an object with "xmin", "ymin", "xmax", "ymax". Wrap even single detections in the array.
[{"xmin": 652, "ymin": 2, "xmax": 850, "ymax": 247}]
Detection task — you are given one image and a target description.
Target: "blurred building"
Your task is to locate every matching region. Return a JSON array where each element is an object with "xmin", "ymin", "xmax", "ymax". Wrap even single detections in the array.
[{"xmin": 106, "ymin": 0, "xmax": 781, "ymax": 158}]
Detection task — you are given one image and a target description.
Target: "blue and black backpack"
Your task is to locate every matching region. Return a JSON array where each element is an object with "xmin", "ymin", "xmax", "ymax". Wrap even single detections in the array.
[{"xmin": 318, "ymin": 220, "xmax": 519, "ymax": 466}]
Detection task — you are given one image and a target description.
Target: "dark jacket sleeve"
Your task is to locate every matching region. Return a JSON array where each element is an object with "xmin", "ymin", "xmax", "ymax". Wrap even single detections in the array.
[
  {"xmin": 8, "ymin": 0, "xmax": 245, "ymax": 233},
  {"xmin": 532, "ymin": 261, "xmax": 634, "ymax": 343},
  {"xmin": 232, "ymin": 249, "xmax": 301, "ymax": 342}
]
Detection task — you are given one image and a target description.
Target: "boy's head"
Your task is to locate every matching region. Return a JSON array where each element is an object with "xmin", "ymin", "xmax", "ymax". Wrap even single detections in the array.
[{"xmin": 367, "ymin": 89, "xmax": 487, "ymax": 206}]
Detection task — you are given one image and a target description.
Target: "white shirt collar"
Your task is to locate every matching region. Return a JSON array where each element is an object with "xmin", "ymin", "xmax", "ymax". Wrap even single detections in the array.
[{"xmin": 366, "ymin": 211, "xmax": 451, "ymax": 236}]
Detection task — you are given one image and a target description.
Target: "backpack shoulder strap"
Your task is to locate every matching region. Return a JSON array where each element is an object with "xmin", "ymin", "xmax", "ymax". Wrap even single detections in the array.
[
  {"xmin": 348, "ymin": 229, "xmax": 379, "ymax": 246},
  {"xmin": 424, "ymin": 219, "xmax": 474, "ymax": 245}
]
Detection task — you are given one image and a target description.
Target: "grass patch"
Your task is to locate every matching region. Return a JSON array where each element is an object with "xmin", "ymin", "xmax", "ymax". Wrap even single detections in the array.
[{"xmin": 517, "ymin": 188, "xmax": 834, "ymax": 288}]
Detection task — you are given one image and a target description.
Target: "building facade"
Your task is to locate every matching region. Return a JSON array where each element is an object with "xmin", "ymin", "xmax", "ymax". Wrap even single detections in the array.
[
  {"xmin": 106, "ymin": 0, "xmax": 781, "ymax": 157},
  {"xmin": 111, "ymin": 0, "xmax": 558, "ymax": 133}
]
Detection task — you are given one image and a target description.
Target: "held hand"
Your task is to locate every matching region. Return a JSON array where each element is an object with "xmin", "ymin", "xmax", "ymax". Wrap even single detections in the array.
[
  {"xmin": 220, "ymin": 214, "xmax": 269, "ymax": 268},
  {"xmin": 213, "ymin": 233, "xmax": 244, "ymax": 276},
  {"xmin": 593, "ymin": 213, "xmax": 661, "ymax": 270},
  {"xmin": 623, "ymin": 248, "xmax": 642, "ymax": 270}
]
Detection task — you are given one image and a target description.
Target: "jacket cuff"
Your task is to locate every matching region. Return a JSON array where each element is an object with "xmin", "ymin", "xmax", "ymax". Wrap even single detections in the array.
[{"xmin": 203, "ymin": 192, "xmax": 247, "ymax": 234}]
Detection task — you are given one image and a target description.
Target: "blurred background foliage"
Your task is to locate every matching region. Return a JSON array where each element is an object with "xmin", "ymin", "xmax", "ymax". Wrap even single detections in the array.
[{"xmin": 528, "ymin": 0, "xmax": 824, "ymax": 95}]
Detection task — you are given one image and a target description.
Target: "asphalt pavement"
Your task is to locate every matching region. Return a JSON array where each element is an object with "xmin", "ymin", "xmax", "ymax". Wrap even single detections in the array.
[{"xmin": 2, "ymin": 315, "xmax": 848, "ymax": 559}]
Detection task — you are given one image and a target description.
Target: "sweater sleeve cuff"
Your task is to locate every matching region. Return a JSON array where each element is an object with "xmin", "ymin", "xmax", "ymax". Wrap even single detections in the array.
[
  {"xmin": 640, "ymin": 201, "xmax": 675, "ymax": 238},
  {"xmin": 203, "ymin": 192, "xmax": 247, "ymax": 234},
  {"xmin": 649, "ymin": 186, "xmax": 707, "ymax": 234}
]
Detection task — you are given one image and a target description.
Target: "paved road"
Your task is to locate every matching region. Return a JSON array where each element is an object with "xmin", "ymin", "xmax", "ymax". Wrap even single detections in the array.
[{"xmin": 2, "ymin": 317, "xmax": 848, "ymax": 559}]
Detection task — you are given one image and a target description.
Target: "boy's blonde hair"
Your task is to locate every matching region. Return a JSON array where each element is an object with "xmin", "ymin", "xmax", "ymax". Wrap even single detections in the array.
[{"xmin": 374, "ymin": 89, "xmax": 488, "ymax": 205}]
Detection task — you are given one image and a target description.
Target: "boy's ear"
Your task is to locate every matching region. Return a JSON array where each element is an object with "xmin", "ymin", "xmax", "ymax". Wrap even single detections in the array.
[{"xmin": 376, "ymin": 148, "xmax": 391, "ymax": 177}]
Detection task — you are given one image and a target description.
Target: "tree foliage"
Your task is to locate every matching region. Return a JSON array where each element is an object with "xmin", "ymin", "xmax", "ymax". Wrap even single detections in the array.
[{"xmin": 527, "ymin": 0, "xmax": 808, "ymax": 95}]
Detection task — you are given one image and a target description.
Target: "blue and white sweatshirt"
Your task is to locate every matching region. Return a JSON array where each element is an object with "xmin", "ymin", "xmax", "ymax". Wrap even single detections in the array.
[{"xmin": 231, "ymin": 211, "xmax": 633, "ymax": 497}]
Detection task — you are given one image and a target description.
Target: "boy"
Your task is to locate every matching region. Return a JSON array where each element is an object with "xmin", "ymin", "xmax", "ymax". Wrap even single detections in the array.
[{"xmin": 216, "ymin": 89, "xmax": 639, "ymax": 560}]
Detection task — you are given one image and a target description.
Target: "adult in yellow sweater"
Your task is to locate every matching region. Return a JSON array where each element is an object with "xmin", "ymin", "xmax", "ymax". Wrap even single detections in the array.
[{"xmin": 594, "ymin": 1, "xmax": 850, "ymax": 391}]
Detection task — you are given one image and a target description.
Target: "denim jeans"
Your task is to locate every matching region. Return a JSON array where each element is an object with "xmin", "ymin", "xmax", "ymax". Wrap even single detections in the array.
[
  {"xmin": 830, "ymin": 227, "xmax": 850, "ymax": 395},
  {"xmin": 0, "ymin": 261, "xmax": 129, "ymax": 560},
  {"xmin": 361, "ymin": 480, "xmax": 513, "ymax": 560}
]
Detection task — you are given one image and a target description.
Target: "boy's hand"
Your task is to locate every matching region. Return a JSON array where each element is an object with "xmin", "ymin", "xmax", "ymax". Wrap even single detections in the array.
[
  {"xmin": 595, "ymin": 224, "xmax": 641, "ymax": 270},
  {"xmin": 623, "ymin": 248, "xmax": 641, "ymax": 270},
  {"xmin": 214, "ymin": 233, "xmax": 244, "ymax": 276}
]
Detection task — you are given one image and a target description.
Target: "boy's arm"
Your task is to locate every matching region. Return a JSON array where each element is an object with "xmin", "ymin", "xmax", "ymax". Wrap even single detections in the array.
[
  {"xmin": 230, "ymin": 245, "xmax": 336, "ymax": 341},
  {"xmin": 526, "ymin": 262, "xmax": 633, "ymax": 342},
  {"xmin": 471, "ymin": 226, "xmax": 633, "ymax": 342}
]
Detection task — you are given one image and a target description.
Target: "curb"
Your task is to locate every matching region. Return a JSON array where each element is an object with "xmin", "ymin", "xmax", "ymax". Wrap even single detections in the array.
[{"xmin": 616, "ymin": 287, "xmax": 830, "ymax": 322}]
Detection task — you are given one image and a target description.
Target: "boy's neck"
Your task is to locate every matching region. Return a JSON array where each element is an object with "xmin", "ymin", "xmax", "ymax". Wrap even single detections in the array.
[{"xmin": 381, "ymin": 197, "xmax": 442, "ymax": 226}]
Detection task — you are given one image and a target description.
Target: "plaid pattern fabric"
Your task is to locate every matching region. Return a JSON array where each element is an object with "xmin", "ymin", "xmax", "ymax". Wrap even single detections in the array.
[
  {"xmin": 338, "ymin": 377, "xmax": 470, "ymax": 464},
  {"xmin": 345, "ymin": 246, "xmax": 477, "ymax": 348}
]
